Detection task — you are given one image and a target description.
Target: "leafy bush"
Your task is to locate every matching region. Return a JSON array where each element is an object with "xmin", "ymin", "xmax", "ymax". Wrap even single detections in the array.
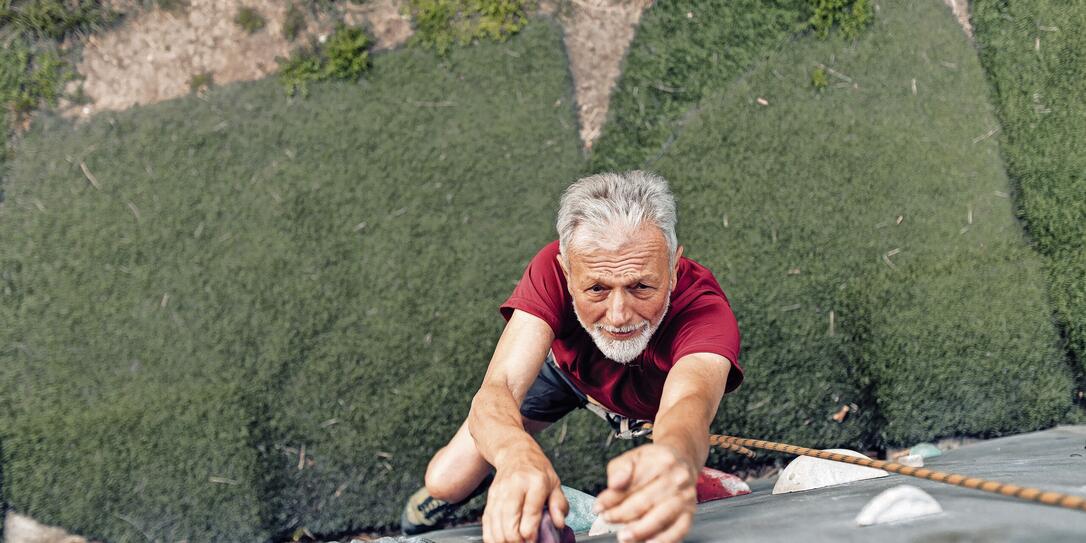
[
  {"xmin": 807, "ymin": 0, "xmax": 873, "ymax": 39},
  {"xmin": 408, "ymin": 0, "xmax": 528, "ymax": 55},
  {"xmin": 278, "ymin": 25, "xmax": 371, "ymax": 96},
  {"xmin": 235, "ymin": 6, "xmax": 266, "ymax": 33},
  {"xmin": 0, "ymin": 39, "xmax": 70, "ymax": 117}
]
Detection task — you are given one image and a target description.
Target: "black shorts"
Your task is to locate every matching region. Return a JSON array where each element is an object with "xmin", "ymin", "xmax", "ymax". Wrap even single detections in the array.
[
  {"xmin": 519, "ymin": 353, "xmax": 587, "ymax": 423},
  {"xmin": 519, "ymin": 354, "xmax": 652, "ymax": 439}
]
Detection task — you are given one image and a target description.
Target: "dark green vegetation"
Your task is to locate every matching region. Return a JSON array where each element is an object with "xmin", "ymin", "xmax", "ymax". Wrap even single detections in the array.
[
  {"xmin": 235, "ymin": 6, "xmax": 266, "ymax": 34},
  {"xmin": 407, "ymin": 0, "xmax": 529, "ymax": 55},
  {"xmin": 0, "ymin": 21, "xmax": 586, "ymax": 538},
  {"xmin": 0, "ymin": 0, "xmax": 111, "ymax": 117},
  {"xmin": 278, "ymin": 25, "xmax": 372, "ymax": 97},
  {"xmin": 624, "ymin": 0, "xmax": 1073, "ymax": 449},
  {"xmin": 973, "ymin": 1, "xmax": 1086, "ymax": 380},
  {"xmin": 0, "ymin": 0, "xmax": 116, "ymax": 39},
  {"xmin": 1, "ymin": 0, "xmax": 116, "ymax": 193}
]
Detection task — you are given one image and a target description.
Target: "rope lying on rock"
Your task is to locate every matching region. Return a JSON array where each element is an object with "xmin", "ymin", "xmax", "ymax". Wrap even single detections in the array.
[{"xmin": 641, "ymin": 423, "xmax": 1086, "ymax": 514}]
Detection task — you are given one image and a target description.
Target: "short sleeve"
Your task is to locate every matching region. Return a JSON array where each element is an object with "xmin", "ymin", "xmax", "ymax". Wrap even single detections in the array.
[
  {"xmin": 499, "ymin": 241, "xmax": 568, "ymax": 334},
  {"xmin": 667, "ymin": 293, "xmax": 744, "ymax": 393}
]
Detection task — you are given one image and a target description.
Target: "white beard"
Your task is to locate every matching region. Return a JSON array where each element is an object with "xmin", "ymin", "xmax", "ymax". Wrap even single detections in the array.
[{"xmin": 573, "ymin": 296, "xmax": 670, "ymax": 364}]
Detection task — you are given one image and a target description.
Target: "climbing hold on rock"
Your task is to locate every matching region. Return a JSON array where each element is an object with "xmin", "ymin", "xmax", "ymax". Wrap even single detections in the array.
[
  {"xmin": 538, "ymin": 509, "xmax": 576, "ymax": 543},
  {"xmin": 588, "ymin": 515, "xmax": 623, "ymax": 537},
  {"xmin": 897, "ymin": 454, "xmax": 924, "ymax": 467},
  {"xmin": 561, "ymin": 485, "xmax": 598, "ymax": 533},
  {"xmin": 696, "ymin": 467, "xmax": 751, "ymax": 502},
  {"xmin": 772, "ymin": 449, "xmax": 889, "ymax": 494},
  {"xmin": 909, "ymin": 443, "xmax": 942, "ymax": 458},
  {"xmin": 855, "ymin": 484, "xmax": 943, "ymax": 526}
]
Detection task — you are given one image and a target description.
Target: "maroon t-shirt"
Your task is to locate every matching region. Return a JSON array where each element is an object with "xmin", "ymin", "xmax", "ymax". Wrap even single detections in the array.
[{"xmin": 500, "ymin": 241, "xmax": 742, "ymax": 420}]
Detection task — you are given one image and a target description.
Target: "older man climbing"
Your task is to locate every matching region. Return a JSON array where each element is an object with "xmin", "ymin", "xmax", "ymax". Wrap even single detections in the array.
[{"xmin": 401, "ymin": 171, "xmax": 743, "ymax": 543}]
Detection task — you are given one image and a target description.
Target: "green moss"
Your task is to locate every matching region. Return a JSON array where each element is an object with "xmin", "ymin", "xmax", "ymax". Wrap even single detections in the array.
[
  {"xmin": 643, "ymin": 0, "xmax": 1071, "ymax": 448},
  {"xmin": 0, "ymin": 20, "xmax": 582, "ymax": 536},
  {"xmin": 974, "ymin": 0, "xmax": 1086, "ymax": 376}
]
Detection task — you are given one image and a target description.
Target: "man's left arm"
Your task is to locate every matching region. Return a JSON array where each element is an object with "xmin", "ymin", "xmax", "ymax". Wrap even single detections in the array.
[{"xmin": 594, "ymin": 353, "xmax": 731, "ymax": 543}]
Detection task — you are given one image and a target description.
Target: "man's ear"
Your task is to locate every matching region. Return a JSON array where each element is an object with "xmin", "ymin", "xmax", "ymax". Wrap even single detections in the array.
[
  {"xmin": 556, "ymin": 252, "xmax": 571, "ymax": 281},
  {"xmin": 671, "ymin": 245, "xmax": 684, "ymax": 291}
]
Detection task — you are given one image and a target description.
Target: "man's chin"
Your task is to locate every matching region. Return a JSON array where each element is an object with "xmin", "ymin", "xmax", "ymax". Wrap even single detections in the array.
[{"xmin": 592, "ymin": 333, "xmax": 651, "ymax": 364}]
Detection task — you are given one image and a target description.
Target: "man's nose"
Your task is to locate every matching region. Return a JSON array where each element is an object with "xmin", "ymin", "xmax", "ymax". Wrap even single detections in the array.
[{"xmin": 607, "ymin": 289, "xmax": 632, "ymax": 328}]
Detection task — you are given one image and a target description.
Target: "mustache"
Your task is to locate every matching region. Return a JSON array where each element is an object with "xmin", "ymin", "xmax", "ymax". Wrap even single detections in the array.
[{"xmin": 596, "ymin": 321, "xmax": 649, "ymax": 334}]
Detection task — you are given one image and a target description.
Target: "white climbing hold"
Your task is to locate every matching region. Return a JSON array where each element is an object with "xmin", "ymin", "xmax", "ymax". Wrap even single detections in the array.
[
  {"xmin": 588, "ymin": 516, "xmax": 623, "ymax": 537},
  {"xmin": 855, "ymin": 484, "xmax": 943, "ymax": 526},
  {"xmin": 897, "ymin": 453, "xmax": 924, "ymax": 467},
  {"xmin": 772, "ymin": 449, "xmax": 889, "ymax": 494}
]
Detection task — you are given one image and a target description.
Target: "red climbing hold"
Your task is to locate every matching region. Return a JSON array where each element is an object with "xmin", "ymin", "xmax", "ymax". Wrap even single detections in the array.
[{"xmin": 696, "ymin": 467, "xmax": 751, "ymax": 503}]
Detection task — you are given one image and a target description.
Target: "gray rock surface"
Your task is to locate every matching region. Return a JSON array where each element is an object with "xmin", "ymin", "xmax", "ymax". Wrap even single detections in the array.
[{"xmin": 423, "ymin": 425, "xmax": 1086, "ymax": 542}]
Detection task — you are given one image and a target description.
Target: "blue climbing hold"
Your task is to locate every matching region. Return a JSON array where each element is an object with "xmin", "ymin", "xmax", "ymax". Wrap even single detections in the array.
[
  {"xmin": 561, "ymin": 485, "xmax": 598, "ymax": 534},
  {"xmin": 910, "ymin": 443, "xmax": 942, "ymax": 458}
]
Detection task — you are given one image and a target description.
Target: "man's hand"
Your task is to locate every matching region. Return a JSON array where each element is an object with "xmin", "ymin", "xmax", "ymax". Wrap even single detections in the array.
[
  {"xmin": 482, "ymin": 444, "xmax": 569, "ymax": 543},
  {"xmin": 594, "ymin": 443, "xmax": 697, "ymax": 543}
]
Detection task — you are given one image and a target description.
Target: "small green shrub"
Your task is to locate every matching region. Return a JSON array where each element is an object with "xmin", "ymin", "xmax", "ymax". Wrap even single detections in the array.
[
  {"xmin": 408, "ymin": 0, "xmax": 528, "ymax": 55},
  {"xmin": 807, "ymin": 0, "xmax": 873, "ymax": 39},
  {"xmin": 188, "ymin": 72, "xmax": 213, "ymax": 93},
  {"xmin": 811, "ymin": 65, "xmax": 828, "ymax": 89},
  {"xmin": 277, "ymin": 25, "xmax": 371, "ymax": 96},
  {"xmin": 282, "ymin": 3, "xmax": 306, "ymax": 41},
  {"xmin": 234, "ymin": 6, "xmax": 266, "ymax": 34}
]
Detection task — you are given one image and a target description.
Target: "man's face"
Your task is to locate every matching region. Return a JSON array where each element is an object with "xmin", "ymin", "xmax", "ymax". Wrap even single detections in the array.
[{"xmin": 558, "ymin": 225, "xmax": 682, "ymax": 364}]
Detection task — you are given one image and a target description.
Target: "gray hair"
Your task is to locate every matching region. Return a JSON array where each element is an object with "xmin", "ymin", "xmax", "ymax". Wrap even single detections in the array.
[{"xmin": 556, "ymin": 171, "xmax": 678, "ymax": 263}]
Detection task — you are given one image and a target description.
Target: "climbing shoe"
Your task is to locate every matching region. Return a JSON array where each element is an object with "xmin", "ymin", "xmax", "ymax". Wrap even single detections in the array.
[
  {"xmin": 400, "ymin": 473, "xmax": 493, "ymax": 535},
  {"xmin": 401, "ymin": 486, "xmax": 459, "ymax": 535}
]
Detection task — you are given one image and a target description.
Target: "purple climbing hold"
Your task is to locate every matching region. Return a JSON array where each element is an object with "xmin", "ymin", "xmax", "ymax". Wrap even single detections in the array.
[{"xmin": 539, "ymin": 509, "xmax": 576, "ymax": 543}]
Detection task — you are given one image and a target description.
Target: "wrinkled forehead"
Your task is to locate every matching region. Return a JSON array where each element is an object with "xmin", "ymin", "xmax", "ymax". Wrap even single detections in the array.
[{"xmin": 564, "ymin": 224, "xmax": 671, "ymax": 279}]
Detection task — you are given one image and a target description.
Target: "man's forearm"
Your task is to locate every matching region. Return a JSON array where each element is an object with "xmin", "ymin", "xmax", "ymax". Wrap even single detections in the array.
[
  {"xmin": 651, "ymin": 394, "xmax": 713, "ymax": 470},
  {"xmin": 468, "ymin": 381, "xmax": 543, "ymax": 468}
]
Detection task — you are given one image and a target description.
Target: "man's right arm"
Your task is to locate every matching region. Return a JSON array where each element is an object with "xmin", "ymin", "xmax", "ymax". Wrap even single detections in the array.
[{"xmin": 468, "ymin": 309, "xmax": 567, "ymax": 543}]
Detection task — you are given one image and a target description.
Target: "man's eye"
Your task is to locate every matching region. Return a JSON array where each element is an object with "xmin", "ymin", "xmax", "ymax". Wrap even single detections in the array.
[
  {"xmin": 634, "ymin": 283, "xmax": 650, "ymax": 290},
  {"xmin": 589, "ymin": 285, "xmax": 605, "ymax": 293}
]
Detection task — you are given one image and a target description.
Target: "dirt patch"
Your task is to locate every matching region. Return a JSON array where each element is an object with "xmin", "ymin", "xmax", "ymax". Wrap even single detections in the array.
[
  {"xmin": 67, "ymin": 0, "xmax": 412, "ymax": 117},
  {"xmin": 542, "ymin": 0, "xmax": 653, "ymax": 148},
  {"xmin": 942, "ymin": 0, "xmax": 972, "ymax": 38},
  {"xmin": 4, "ymin": 511, "xmax": 94, "ymax": 543},
  {"xmin": 67, "ymin": 0, "xmax": 650, "ymax": 149}
]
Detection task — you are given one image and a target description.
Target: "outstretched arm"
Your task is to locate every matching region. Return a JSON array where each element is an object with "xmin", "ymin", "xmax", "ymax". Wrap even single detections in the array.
[
  {"xmin": 469, "ymin": 309, "xmax": 568, "ymax": 543},
  {"xmin": 594, "ymin": 353, "xmax": 731, "ymax": 543}
]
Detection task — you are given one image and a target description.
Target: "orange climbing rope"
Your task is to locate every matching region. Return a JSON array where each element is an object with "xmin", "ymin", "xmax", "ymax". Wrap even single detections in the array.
[{"xmin": 642, "ymin": 424, "xmax": 1086, "ymax": 514}]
